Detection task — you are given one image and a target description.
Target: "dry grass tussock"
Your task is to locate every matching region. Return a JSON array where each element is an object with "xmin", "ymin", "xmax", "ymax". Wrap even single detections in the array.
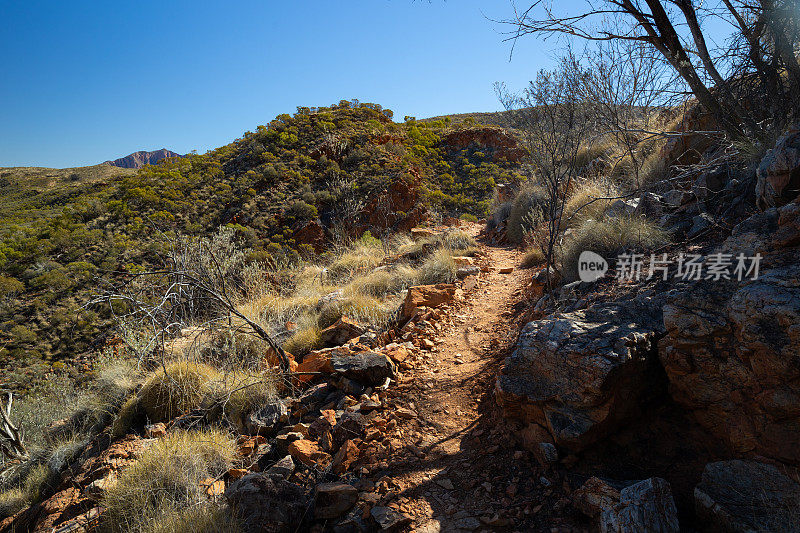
[
  {"xmin": 563, "ymin": 179, "xmax": 620, "ymax": 229},
  {"xmin": 112, "ymin": 360, "xmax": 274, "ymax": 437},
  {"xmin": 237, "ymin": 229, "xmax": 476, "ymax": 356},
  {"xmin": 0, "ymin": 355, "xmax": 140, "ymax": 519},
  {"xmin": 101, "ymin": 429, "xmax": 238, "ymax": 533},
  {"xmin": 560, "ymin": 215, "xmax": 669, "ymax": 281}
]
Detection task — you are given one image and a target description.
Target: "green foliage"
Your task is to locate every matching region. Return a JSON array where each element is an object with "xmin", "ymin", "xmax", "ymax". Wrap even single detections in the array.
[
  {"xmin": 0, "ymin": 276, "xmax": 24, "ymax": 297},
  {"xmin": 0, "ymin": 100, "xmax": 524, "ymax": 387}
]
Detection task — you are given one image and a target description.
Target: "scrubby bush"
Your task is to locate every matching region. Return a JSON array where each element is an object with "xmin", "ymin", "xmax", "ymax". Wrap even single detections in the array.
[
  {"xmin": 102, "ymin": 429, "xmax": 237, "ymax": 533},
  {"xmin": 283, "ymin": 323, "xmax": 322, "ymax": 356},
  {"xmin": 520, "ymin": 246, "xmax": 546, "ymax": 268},
  {"xmin": 440, "ymin": 229, "xmax": 478, "ymax": 254},
  {"xmin": 487, "ymin": 201, "xmax": 512, "ymax": 232},
  {"xmin": 0, "ymin": 276, "xmax": 24, "ymax": 298},
  {"xmin": 560, "ymin": 216, "xmax": 669, "ymax": 281},
  {"xmin": 563, "ymin": 180, "xmax": 619, "ymax": 229},
  {"xmin": 147, "ymin": 505, "xmax": 242, "ymax": 533},
  {"xmin": 136, "ymin": 362, "xmax": 222, "ymax": 423},
  {"xmin": 417, "ymin": 249, "xmax": 458, "ymax": 285},
  {"xmin": 573, "ymin": 141, "xmax": 614, "ymax": 170},
  {"xmin": 507, "ymin": 181, "xmax": 548, "ymax": 243},
  {"xmin": 326, "ymin": 243, "xmax": 384, "ymax": 282}
]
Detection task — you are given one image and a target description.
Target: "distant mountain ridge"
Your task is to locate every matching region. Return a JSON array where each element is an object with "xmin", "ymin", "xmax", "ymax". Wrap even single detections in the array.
[{"xmin": 105, "ymin": 148, "xmax": 183, "ymax": 169}]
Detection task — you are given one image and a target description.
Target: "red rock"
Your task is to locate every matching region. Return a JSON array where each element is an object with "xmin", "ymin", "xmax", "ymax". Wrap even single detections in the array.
[
  {"xmin": 288, "ymin": 439, "xmax": 332, "ymax": 468},
  {"xmin": 401, "ymin": 284, "xmax": 456, "ymax": 321},
  {"xmin": 201, "ymin": 477, "xmax": 226, "ymax": 497},
  {"xmin": 265, "ymin": 346, "xmax": 295, "ymax": 369},
  {"xmin": 319, "ymin": 317, "xmax": 365, "ymax": 347},
  {"xmin": 383, "ymin": 343, "xmax": 410, "ymax": 363},
  {"xmin": 144, "ymin": 422, "xmax": 166, "ymax": 439},
  {"xmin": 295, "ymin": 350, "xmax": 336, "ymax": 384},
  {"xmin": 332, "ymin": 440, "xmax": 360, "ymax": 474},
  {"xmin": 573, "ymin": 477, "xmax": 621, "ymax": 518},
  {"xmin": 228, "ymin": 468, "xmax": 249, "ymax": 480},
  {"xmin": 293, "ymin": 220, "xmax": 326, "ymax": 253},
  {"xmin": 411, "ymin": 228, "xmax": 437, "ymax": 240},
  {"xmin": 441, "ymin": 127, "xmax": 527, "ymax": 163}
]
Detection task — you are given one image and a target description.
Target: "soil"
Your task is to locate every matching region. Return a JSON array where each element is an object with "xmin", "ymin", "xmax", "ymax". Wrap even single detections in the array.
[
  {"xmin": 373, "ymin": 224, "xmax": 590, "ymax": 532},
  {"xmin": 369, "ymin": 223, "xmax": 722, "ymax": 532}
]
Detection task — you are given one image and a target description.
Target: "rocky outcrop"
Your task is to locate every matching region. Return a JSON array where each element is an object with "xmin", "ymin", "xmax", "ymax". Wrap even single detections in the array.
[
  {"xmin": 401, "ymin": 284, "xmax": 456, "ymax": 321},
  {"xmin": 757, "ymin": 124, "xmax": 800, "ymax": 209},
  {"xmin": 441, "ymin": 127, "xmax": 527, "ymax": 162},
  {"xmin": 319, "ymin": 317, "xmax": 365, "ymax": 347},
  {"xmin": 658, "ymin": 102, "xmax": 718, "ymax": 166},
  {"xmin": 599, "ymin": 478, "xmax": 679, "ymax": 533},
  {"xmin": 360, "ymin": 178, "xmax": 428, "ymax": 236},
  {"xmin": 496, "ymin": 295, "xmax": 666, "ymax": 451},
  {"xmin": 292, "ymin": 220, "xmax": 326, "ymax": 253},
  {"xmin": 105, "ymin": 149, "xmax": 182, "ymax": 169},
  {"xmin": 659, "ymin": 202, "xmax": 800, "ymax": 464},
  {"xmin": 224, "ymin": 474, "xmax": 309, "ymax": 533},
  {"xmin": 694, "ymin": 460, "xmax": 800, "ymax": 532},
  {"xmin": 332, "ymin": 351, "xmax": 395, "ymax": 387}
]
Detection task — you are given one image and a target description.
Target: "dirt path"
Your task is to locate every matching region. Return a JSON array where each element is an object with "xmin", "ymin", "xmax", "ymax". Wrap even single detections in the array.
[{"xmin": 373, "ymin": 227, "xmax": 584, "ymax": 532}]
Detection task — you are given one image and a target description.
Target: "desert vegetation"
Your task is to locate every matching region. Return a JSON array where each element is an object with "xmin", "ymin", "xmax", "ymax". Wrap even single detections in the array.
[{"xmin": 0, "ymin": 101, "xmax": 521, "ymax": 388}]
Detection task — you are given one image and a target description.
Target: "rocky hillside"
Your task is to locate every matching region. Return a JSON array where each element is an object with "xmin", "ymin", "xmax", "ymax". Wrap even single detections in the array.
[
  {"xmin": 0, "ymin": 101, "xmax": 525, "ymax": 387},
  {"xmin": 104, "ymin": 149, "xmax": 183, "ymax": 169},
  {"xmin": 3, "ymin": 100, "xmax": 800, "ymax": 533}
]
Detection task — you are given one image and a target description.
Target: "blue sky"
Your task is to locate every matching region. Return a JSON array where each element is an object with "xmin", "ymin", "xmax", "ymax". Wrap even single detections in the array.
[
  {"xmin": 0, "ymin": 1, "xmax": 736, "ymax": 168},
  {"xmin": 1, "ymin": 1, "xmax": 563, "ymax": 168}
]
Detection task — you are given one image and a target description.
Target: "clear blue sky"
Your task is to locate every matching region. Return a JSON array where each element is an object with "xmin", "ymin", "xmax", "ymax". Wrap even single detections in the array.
[{"xmin": 0, "ymin": 1, "xmax": 562, "ymax": 168}]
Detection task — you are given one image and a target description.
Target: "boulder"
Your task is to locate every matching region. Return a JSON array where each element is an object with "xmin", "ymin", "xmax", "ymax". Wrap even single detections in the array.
[
  {"xmin": 315, "ymin": 483, "xmax": 358, "ymax": 519},
  {"xmin": 657, "ymin": 104, "xmax": 717, "ymax": 166},
  {"xmin": 410, "ymin": 227, "xmax": 436, "ymax": 240},
  {"xmin": 692, "ymin": 166, "xmax": 728, "ymax": 201},
  {"xmin": 496, "ymin": 295, "xmax": 666, "ymax": 451},
  {"xmin": 441, "ymin": 126, "xmax": 527, "ymax": 163},
  {"xmin": 687, "ymin": 212, "xmax": 714, "ymax": 239},
  {"xmin": 265, "ymin": 455, "xmax": 295, "ymax": 479},
  {"xmin": 456, "ymin": 265, "xmax": 480, "ymax": 279},
  {"xmin": 659, "ymin": 203, "xmax": 800, "ymax": 464},
  {"xmin": 225, "ymin": 474, "xmax": 309, "ymax": 533},
  {"xmin": 573, "ymin": 477, "xmax": 621, "ymax": 518},
  {"xmin": 757, "ymin": 123, "xmax": 800, "ymax": 209},
  {"xmin": 287, "ymin": 439, "xmax": 331, "ymax": 468},
  {"xmin": 332, "ymin": 351, "xmax": 394, "ymax": 386},
  {"xmin": 295, "ymin": 348, "xmax": 342, "ymax": 385},
  {"xmin": 332, "ymin": 412, "xmax": 367, "ymax": 446},
  {"xmin": 371, "ymin": 505, "xmax": 412, "ymax": 531},
  {"xmin": 401, "ymin": 284, "xmax": 456, "ymax": 321},
  {"xmin": 599, "ymin": 478, "xmax": 679, "ymax": 533},
  {"xmin": 331, "ymin": 439, "xmax": 360, "ymax": 474},
  {"xmin": 634, "ymin": 192, "xmax": 665, "ymax": 219},
  {"xmin": 245, "ymin": 400, "xmax": 288, "ymax": 436},
  {"xmin": 533, "ymin": 442, "xmax": 559, "ymax": 466},
  {"xmin": 383, "ymin": 342, "xmax": 411, "ymax": 363},
  {"xmin": 293, "ymin": 220, "xmax": 326, "ymax": 253},
  {"xmin": 694, "ymin": 460, "xmax": 800, "ymax": 533},
  {"xmin": 319, "ymin": 317, "xmax": 365, "ymax": 347},
  {"xmin": 662, "ymin": 189, "xmax": 693, "ymax": 208},
  {"xmin": 605, "ymin": 199, "xmax": 639, "ymax": 217}
]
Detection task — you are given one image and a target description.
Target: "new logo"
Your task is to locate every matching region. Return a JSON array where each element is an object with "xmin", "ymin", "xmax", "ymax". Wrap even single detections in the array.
[{"xmin": 578, "ymin": 251, "xmax": 608, "ymax": 282}]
